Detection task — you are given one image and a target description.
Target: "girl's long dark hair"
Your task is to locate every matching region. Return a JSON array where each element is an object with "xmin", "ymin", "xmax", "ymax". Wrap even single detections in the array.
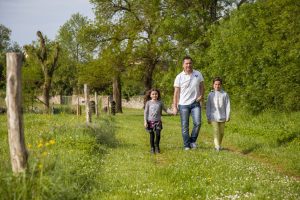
[{"xmin": 143, "ymin": 88, "xmax": 161, "ymax": 108}]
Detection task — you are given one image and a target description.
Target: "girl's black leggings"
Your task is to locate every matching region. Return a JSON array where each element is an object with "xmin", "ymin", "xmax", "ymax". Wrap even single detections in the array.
[{"xmin": 150, "ymin": 130, "xmax": 161, "ymax": 148}]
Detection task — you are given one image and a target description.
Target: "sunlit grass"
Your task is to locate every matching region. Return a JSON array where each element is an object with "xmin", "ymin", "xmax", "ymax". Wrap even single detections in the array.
[{"xmin": 0, "ymin": 108, "xmax": 299, "ymax": 199}]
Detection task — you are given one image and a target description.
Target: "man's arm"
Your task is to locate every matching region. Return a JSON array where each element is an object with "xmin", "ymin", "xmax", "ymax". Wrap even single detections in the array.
[
  {"xmin": 173, "ymin": 87, "xmax": 180, "ymax": 115},
  {"xmin": 197, "ymin": 81, "xmax": 205, "ymax": 102}
]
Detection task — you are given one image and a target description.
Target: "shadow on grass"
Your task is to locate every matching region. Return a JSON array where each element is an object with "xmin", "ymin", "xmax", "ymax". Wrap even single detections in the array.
[
  {"xmin": 241, "ymin": 143, "xmax": 263, "ymax": 155},
  {"xmin": 276, "ymin": 131, "xmax": 299, "ymax": 146}
]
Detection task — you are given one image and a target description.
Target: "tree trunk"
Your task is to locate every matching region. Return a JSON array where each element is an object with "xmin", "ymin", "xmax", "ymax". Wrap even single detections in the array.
[
  {"xmin": 42, "ymin": 76, "xmax": 51, "ymax": 113},
  {"xmin": 113, "ymin": 74, "xmax": 122, "ymax": 113},
  {"xmin": 95, "ymin": 91, "xmax": 99, "ymax": 117},
  {"xmin": 210, "ymin": 0, "xmax": 218, "ymax": 22},
  {"xmin": 6, "ymin": 53, "xmax": 28, "ymax": 173},
  {"xmin": 144, "ymin": 62, "xmax": 156, "ymax": 92}
]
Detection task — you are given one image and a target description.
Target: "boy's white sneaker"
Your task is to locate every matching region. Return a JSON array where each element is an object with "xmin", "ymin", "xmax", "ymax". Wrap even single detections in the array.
[
  {"xmin": 184, "ymin": 147, "xmax": 191, "ymax": 150},
  {"xmin": 215, "ymin": 146, "xmax": 222, "ymax": 152}
]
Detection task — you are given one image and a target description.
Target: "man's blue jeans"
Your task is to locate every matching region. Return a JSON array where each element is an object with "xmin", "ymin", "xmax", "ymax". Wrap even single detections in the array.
[{"xmin": 179, "ymin": 102, "xmax": 201, "ymax": 148}]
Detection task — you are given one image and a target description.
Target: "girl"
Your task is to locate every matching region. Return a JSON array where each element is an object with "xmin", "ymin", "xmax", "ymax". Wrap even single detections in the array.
[
  {"xmin": 144, "ymin": 88, "xmax": 170, "ymax": 154},
  {"xmin": 206, "ymin": 77, "xmax": 230, "ymax": 151}
]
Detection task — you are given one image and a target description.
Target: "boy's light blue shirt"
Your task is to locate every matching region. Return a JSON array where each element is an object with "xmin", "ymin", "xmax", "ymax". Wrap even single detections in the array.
[{"xmin": 206, "ymin": 90, "xmax": 230, "ymax": 122}]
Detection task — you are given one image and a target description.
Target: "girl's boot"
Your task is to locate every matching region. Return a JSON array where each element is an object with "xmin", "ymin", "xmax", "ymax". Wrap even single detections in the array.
[
  {"xmin": 150, "ymin": 147, "xmax": 155, "ymax": 154},
  {"xmin": 155, "ymin": 145, "xmax": 160, "ymax": 153}
]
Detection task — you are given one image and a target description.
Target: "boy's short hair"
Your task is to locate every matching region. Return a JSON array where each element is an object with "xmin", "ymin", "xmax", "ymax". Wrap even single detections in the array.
[{"xmin": 213, "ymin": 77, "xmax": 222, "ymax": 84}]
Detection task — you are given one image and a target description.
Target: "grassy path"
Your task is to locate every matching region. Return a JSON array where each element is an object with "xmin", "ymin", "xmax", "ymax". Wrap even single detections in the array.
[{"xmin": 89, "ymin": 109, "xmax": 299, "ymax": 199}]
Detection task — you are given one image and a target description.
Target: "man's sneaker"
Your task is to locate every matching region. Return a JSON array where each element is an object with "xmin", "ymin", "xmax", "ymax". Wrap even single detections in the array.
[
  {"xmin": 190, "ymin": 143, "xmax": 197, "ymax": 149},
  {"xmin": 184, "ymin": 147, "xmax": 191, "ymax": 151}
]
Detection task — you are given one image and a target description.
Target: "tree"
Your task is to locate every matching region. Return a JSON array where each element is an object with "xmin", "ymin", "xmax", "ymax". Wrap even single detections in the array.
[
  {"xmin": 206, "ymin": 0, "xmax": 300, "ymax": 112},
  {"xmin": 0, "ymin": 24, "xmax": 12, "ymax": 88},
  {"xmin": 88, "ymin": 0, "xmax": 179, "ymax": 93},
  {"xmin": 56, "ymin": 13, "xmax": 92, "ymax": 95},
  {"xmin": 24, "ymin": 31, "xmax": 60, "ymax": 112}
]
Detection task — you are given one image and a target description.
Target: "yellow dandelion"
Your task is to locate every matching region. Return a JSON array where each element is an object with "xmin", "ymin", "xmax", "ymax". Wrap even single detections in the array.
[
  {"xmin": 45, "ymin": 142, "xmax": 50, "ymax": 146},
  {"xmin": 37, "ymin": 143, "xmax": 43, "ymax": 148},
  {"xmin": 28, "ymin": 144, "xmax": 32, "ymax": 149},
  {"xmin": 38, "ymin": 164, "xmax": 43, "ymax": 169},
  {"xmin": 49, "ymin": 139, "xmax": 55, "ymax": 145}
]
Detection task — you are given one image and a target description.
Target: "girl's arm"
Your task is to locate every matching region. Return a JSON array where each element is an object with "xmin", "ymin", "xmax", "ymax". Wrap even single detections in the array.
[{"xmin": 161, "ymin": 102, "xmax": 172, "ymax": 115}]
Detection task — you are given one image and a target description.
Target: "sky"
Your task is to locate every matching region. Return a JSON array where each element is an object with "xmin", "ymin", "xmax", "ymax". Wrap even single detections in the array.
[{"xmin": 0, "ymin": 0, "xmax": 95, "ymax": 47}]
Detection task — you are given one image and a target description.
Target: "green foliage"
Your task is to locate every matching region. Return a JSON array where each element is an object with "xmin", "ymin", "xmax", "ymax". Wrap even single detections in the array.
[
  {"xmin": 205, "ymin": 0, "xmax": 300, "ymax": 113},
  {"xmin": 51, "ymin": 48, "xmax": 77, "ymax": 95},
  {"xmin": 22, "ymin": 54, "xmax": 43, "ymax": 110},
  {"xmin": 0, "ymin": 24, "xmax": 22, "ymax": 88},
  {"xmin": 57, "ymin": 13, "xmax": 92, "ymax": 63},
  {"xmin": 77, "ymin": 58, "xmax": 112, "ymax": 93}
]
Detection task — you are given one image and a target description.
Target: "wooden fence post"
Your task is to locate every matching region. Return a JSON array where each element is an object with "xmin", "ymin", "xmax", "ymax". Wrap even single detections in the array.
[
  {"xmin": 6, "ymin": 52, "xmax": 28, "ymax": 173},
  {"xmin": 95, "ymin": 91, "xmax": 99, "ymax": 117},
  {"xmin": 84, "ymin": 84, "xmax": 91, "ymax": 124},
  {"xmin": 77, "ymin": 96, "xmax": 81, "ymax": 116},
  {"xmin": 107, "ymin": 96, "xmax": 110, "ymax": 115}
]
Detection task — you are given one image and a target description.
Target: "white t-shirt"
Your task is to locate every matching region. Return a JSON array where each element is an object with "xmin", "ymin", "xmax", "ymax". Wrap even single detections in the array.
[{"xmin": 174, "ymin": 70, "xmax": 204, "ymax": 105}]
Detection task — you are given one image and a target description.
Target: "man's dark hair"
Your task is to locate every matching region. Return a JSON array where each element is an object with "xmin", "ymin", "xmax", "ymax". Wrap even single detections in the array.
[{"xmin": 182, "ymin": 55, "xmax": 193, "ymax": 63}]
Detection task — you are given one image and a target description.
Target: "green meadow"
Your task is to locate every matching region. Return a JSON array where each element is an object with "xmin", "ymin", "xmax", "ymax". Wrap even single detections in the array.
[{"xmin": 0, "ymin": 109, "xmax": 299, "ymax": 199}]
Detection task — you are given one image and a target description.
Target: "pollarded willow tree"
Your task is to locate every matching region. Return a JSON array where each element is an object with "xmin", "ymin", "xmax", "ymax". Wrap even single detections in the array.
[{"xmin": 24, "ymin": 31, "xmax": 60, "ymax": 112}]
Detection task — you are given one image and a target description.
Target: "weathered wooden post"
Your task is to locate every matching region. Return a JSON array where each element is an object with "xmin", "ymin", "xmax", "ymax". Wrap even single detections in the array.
[
  {"xmin": 76, "ymin": 96, "xmax": 81, "ymax": 116},
  {"xmin": 6, "ymin": 52, "xmax": 28, "ymax": 173},
  {"xmin": 84, "ymin": 84, "xmax": 91, "ymax": 124},
  {"xmin": 95, "ymin": 91, "xmax": 99, "ymax": 117},
  {"xmin": 107, "ymin": 96, "xmax": 110, "ymax": 114}
]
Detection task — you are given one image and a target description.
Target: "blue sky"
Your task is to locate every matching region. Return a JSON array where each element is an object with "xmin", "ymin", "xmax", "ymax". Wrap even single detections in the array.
[{"xmin": 0, "ymin": 0, "xmax": 95, "ymax": 46}]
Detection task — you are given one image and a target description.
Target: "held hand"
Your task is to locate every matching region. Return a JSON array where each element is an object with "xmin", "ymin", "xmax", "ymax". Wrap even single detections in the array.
[
  {"xmin": 196, "ymin": 95, "xmax": 204, "ymax": 103},
  {"xmin": 173, "ymin": 107, "xmax": 178, "ymax": 115},
  {"xmin": 144, "ymin": 122, "xmax": 148, "ymax": 128}
]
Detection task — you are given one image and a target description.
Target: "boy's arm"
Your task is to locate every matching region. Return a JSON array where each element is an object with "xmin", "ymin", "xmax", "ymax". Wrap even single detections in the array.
[{"xmin": 225, "ymin": 93, "xmax": 230, "ymax": 122}]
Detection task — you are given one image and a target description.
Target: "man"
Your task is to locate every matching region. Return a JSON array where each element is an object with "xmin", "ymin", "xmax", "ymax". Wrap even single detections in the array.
[{"xmin": 173, "ymin": 56, "xmax": 205, "ymax": 150}]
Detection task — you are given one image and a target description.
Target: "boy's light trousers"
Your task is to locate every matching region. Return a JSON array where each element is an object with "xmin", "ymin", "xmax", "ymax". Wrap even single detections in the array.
[{"xmin": 211, "ymin": 122, "xmax": 225, "ymax": 148}]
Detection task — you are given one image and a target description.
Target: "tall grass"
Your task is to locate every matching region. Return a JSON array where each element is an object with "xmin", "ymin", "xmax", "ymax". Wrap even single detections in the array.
[
  {"xmin": 0, "ymin": 114, "xmax": 116, "ymax": 200},
  {"xmin": 224, "ymin": 110, "xmax": 300, "ymax": 175}
]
